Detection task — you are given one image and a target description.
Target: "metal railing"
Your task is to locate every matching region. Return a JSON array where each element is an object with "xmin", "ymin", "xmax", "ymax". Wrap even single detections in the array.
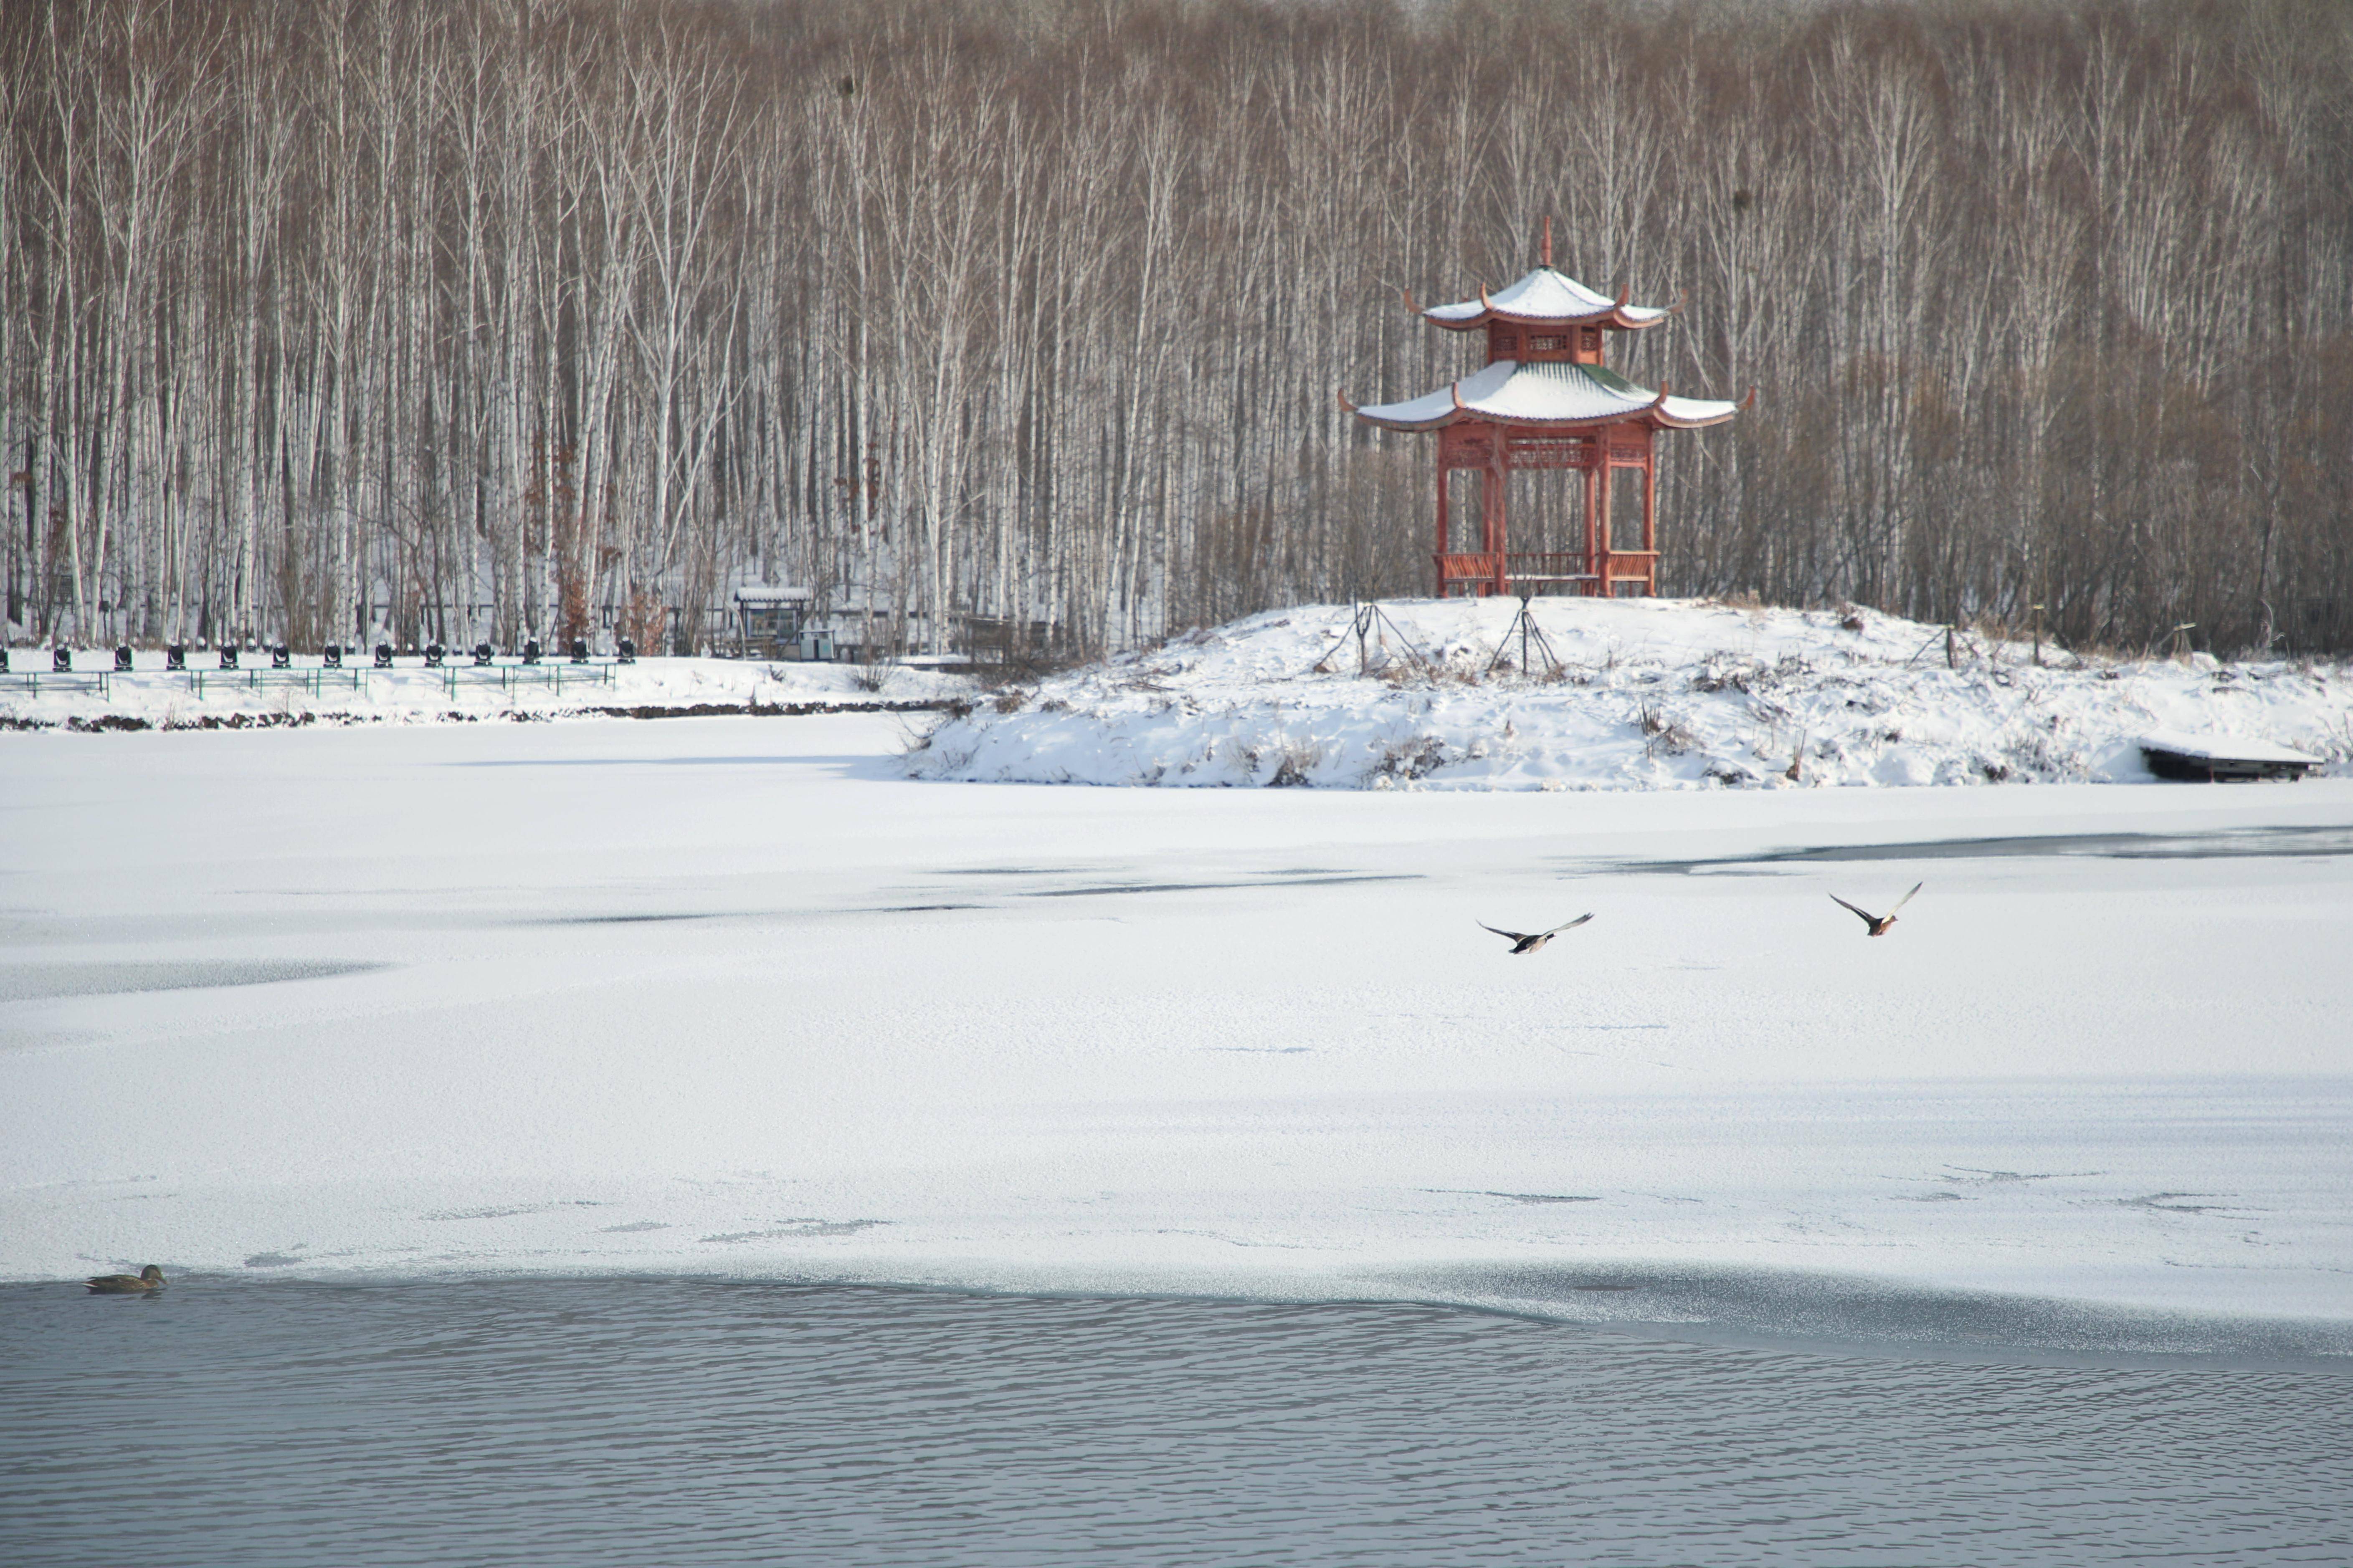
[
  {"xmin": 432, "ymin": 662, "xmax": 617, "ymax": 696},
  {"xmin": 182, "ymin": 668, "xmax": 365, "ymax": 698},
  {"xmin": 3, "ymin": 660, "xmax": 621, "ymax": 703},
  {"xmin": 0, "ymin": 671, "xmax": 114, "ymax": 698}
]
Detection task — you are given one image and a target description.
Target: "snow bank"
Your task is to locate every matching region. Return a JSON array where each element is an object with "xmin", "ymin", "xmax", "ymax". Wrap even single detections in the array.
[
  {"xmin": 0, "ymin": 652, "xmax": 973, "ymax": 730},
  {"xmin": 908, "ymin": 597, "xmax": 2353, "ymax": 791}
]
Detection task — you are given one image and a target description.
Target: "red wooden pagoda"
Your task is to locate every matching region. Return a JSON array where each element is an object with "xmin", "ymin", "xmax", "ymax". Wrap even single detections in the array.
[{"xmin": 1344, "ymin": 223, "xmax": 1738, "ymax": 597}]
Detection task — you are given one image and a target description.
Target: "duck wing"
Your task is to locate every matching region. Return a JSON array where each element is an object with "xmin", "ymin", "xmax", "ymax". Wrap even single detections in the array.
[
  {"xmin": 1829, "ymin": 893, "xmax": 1879, "ymax": 927},
  {"xmin": 1541, "ymin": 914, "xmax": 1595, "ymax": 936},
  {"xmin": 1887, "ymin": 882, "xmax": 1923, "ymax": 914},
  {"xmin": 1477, "ymin": 921, "xmax": 1530, "ymax": 943}
]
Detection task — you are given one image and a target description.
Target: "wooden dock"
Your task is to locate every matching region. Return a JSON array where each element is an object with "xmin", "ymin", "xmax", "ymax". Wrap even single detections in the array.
[{"xmin": 2139, "ymin": 729, "xmax": 2322, "ymax": 783}]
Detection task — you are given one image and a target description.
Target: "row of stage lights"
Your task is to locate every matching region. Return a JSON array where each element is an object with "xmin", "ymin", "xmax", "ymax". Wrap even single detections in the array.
[{"xmin": 4, "ymin": 638, "xmax": 640, "ymax": 675}]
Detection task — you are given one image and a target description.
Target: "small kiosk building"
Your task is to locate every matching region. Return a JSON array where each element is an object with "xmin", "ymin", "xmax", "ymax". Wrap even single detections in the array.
[{"xmin": 731, "ymin": 585, "xmax": 813, "ymax": 657}]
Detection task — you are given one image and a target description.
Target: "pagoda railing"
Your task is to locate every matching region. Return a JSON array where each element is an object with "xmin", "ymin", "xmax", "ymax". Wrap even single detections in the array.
[
  {"xmin": 1503, "ymin": 552, "xmax": 1596, "ymax": 583},
  {"xmin": 1436, "ymin": 551, "xmax": 1619, "ymax": 594},
  {"xmin": 1434, "ymin": 551, "xmax": 1503, "ymax": 590}
]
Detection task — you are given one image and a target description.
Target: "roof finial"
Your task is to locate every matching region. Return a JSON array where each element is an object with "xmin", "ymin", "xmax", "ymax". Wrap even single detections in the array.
[{"xmin": 1540, "ymin": 216, "xmax": 1553, "ymax": 269}]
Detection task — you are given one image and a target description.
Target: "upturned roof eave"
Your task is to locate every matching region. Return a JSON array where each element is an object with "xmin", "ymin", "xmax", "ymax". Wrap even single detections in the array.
[
  {"xmin": 1648, "ymin": 403, "xmax": 1738, "ymax": 430},
  {"xmin": 1348, "ymin": 359, "xmax": 1738, "ymax": 434},
  {"xmin": 1353, "ymin": 405, "xmax": 1715, "ymax": 434},
  {"xmin": 1425, "ymin": 304, "xmax": 1669, "ymax": 332},
  {"xmin": 1421, "ymin": 266, "xmax": 1672, "ymax": 331}
]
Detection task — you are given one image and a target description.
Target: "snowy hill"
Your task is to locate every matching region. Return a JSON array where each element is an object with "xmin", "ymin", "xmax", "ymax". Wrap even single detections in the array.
[{"xmin": 909, "ymin": 597, "xmax": 2351, "ymax": 790}]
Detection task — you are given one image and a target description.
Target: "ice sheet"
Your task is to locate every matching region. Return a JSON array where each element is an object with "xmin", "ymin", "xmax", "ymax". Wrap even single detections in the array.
[{"xmin": 4, "ymin": 711, "xmax": 2350, "ymax": 1350}]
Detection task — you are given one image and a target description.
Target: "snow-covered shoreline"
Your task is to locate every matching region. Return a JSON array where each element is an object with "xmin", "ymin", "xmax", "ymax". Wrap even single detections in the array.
[
  {"xmin": 909, "ymin": 597, "xmax": 2352, "ymax": 791},
  {"xmin": 0, "ymin": 652, "xmax": 974, "ymax": 730}
]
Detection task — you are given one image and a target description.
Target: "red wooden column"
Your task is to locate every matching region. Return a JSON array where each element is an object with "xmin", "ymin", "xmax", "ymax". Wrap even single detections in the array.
[
  {"xmin": 1434, "ymin": 454, "xmax": 1451, "ymax": 593},
  {"xmin": 1482, "ymin": 435, "xmax": 1509, "ymax": 597},
  {"xmin": 1591, "ymin": 446, "xmax": 1614, "ymax": 597},
  {"xmin": 1640, "ymin": 445, "xmax": 1658, "ymax": 595},
  {"xmin": 1582, "ymin": 459, "xmax": 1601, "ymax": 595}
]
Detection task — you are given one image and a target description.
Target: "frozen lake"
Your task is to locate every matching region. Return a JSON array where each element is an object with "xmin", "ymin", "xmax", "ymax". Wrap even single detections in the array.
[
  {"xmin": 4, "ymin": 713, "xmax": 2352, "ymax": 1341},
  {"xmin": 8, "ymin": 1278, "xmax": 2350, "ymax": 1567}
]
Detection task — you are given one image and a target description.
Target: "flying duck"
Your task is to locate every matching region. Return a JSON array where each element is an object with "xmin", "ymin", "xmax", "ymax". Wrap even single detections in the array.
[
  {"xmin": 1830, "ymin": 883, "xmax": 1922, "ymax": 937},
  {"xmin": 1478, "ymin": 914, "xmax": 1593, "ymax": 954}
]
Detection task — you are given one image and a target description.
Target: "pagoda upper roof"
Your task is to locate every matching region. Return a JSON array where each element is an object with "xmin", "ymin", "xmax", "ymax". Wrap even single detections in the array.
[
  {"xmin": 1351, "ymin": 360, "xmax": 1736, "ymax": 432},
  {"xmin": 1424, "ymin": 266, "xmax": 1669, "ymax": 331}
]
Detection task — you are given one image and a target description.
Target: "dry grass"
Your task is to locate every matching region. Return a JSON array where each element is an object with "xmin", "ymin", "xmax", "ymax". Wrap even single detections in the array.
[
  {"xmin": 1365, "ymin": 734, "xmax": 1448, "ymax": 782},
  {"xmin": 1267, "ymin": 740, "xmax": 1322, "ymax": 787},
  {"xmin": 1636, "ymin": 701, "xmax": 1697, "ymax": 755}
]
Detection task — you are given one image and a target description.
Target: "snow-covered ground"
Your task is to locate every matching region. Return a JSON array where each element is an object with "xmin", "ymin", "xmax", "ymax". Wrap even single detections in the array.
[
  {"xmin": 5, "ymin": 710, "xmax": 2350, "ymax": 1356},
  {"xmin": 909, "ymin": 597, "xmax": 2352, "ymax": 791},
  {"xmin": 0, "ymin": 650, "xmax": 971, "ymax": 729}
]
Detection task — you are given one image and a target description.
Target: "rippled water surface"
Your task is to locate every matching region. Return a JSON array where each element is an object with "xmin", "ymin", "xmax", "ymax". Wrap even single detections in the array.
[{"xmin": 5, "ymin": 1279, "xmax": 2350, "ymax": 1566}]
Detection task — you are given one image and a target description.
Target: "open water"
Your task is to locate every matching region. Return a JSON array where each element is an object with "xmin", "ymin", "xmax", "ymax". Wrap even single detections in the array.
[{"xmin": 5, "ymin": 1277, "xmax": 2349, "ymax": 1566}]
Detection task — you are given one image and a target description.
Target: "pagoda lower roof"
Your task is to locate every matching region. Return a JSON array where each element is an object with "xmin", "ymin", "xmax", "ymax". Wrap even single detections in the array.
[
  {"xmin": 1425, "ymin": 266, "xmax": 1669, "ymax": 330},
  {"xmin": 1352, "ymin": 360, "xmax": 1737, "ymax": 432}
]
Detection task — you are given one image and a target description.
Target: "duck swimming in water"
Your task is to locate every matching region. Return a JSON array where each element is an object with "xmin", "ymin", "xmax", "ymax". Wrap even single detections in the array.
[{"xmin": 86, "ymin": 1265, "xmax": 166, "ymax": 1294}]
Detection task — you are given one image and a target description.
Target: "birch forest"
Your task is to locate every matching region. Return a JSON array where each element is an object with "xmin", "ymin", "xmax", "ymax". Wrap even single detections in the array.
[{"xmin": 6, "ymin": 0, "xmax": 2351, "ymax": 659}]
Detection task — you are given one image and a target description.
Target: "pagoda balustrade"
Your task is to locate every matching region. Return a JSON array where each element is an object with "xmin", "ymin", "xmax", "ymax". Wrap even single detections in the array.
[{"xmin": 1433, "ymin": 549, "xmax": 1661, "ymax": 597}]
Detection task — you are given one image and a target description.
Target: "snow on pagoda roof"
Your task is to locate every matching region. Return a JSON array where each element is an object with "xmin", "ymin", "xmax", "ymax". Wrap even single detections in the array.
[
  {"xmin": 1423, "ymin": 266, "xmax": 1671, "ymax": 330},
  {"xmin": 1352, "ymin": 360, "xmax": 1737, "ymax": 432}
]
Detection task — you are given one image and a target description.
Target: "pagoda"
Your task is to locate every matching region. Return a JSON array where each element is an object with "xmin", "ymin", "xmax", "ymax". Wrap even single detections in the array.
[{"xmin": 1344, "ymin": 222, "xmax": 1738, "ymax": 598}]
